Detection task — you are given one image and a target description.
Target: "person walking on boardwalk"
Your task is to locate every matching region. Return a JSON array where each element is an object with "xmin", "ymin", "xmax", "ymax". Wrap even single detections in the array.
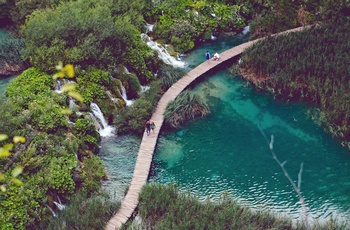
[
  {"xmin": 150, "ymin": 121, "xmax": 156, "ymax": 134},
  {"xmin": 205, "ymin": 51, "xmax": 211, "ymax": 62},
  {"xmin": 145, "ymin": 120, "xmax": 151, "ymax": 136}
]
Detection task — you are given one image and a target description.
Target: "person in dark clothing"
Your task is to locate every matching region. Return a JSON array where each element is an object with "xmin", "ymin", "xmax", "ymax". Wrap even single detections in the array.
[{"xmin": 205, "ymin": 51, "xmax": 211, "ymax": 61}]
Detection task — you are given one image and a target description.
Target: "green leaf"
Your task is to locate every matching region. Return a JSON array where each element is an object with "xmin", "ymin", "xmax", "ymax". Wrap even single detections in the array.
[
  {"xmin": 12, "ymin": 179, "xmax": 24, "ymax": 186},
  {"xmin": 61, "ymin": 83, "xmax": 76, "ymax": 92},
  {"xmin": 0, "ymin": 148, "xmax": 11, "ymax": 158},
  {"xmin": 11, "ymin": 166, "xmax": 23, "ymax": 178},
  {"xmin": 56, "ymin": 61, "xmax": 63, "ymax": 70},
  {"xmin": 63, "ymin": 64, "xmax": 75, "ymax": 78},
  {"xmin": 0, "ymin": 185, "xmax": 6, "ymax": 192},
  {"xmin": 0, "ymin": 134, "xmax": 8, "ymax": 141},
  {"xmin": 13, "ymin": 136, "xmax": 26, "ymax": 144},
  {"xmin": 68, "ymin": 91, "xmax": 84, "ymax": 102},
  {"xmin": 61, "ymin": 108, "xmax": 73, "ymax": 115}
]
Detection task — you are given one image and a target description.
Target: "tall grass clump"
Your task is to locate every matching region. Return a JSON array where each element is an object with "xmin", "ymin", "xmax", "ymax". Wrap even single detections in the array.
[
  {"xmin": 0, "ymin": 35, "xmax": 25, "ymax": 72},
  {"xmin": 45, "ymin": 191, "xmax": 119, "ymax": 230},
  {"xmin": 164, "ymin": 90, "xmax": 210, "ymax": 129},
  {"xmin": 133, "ymin": 183, "xmax": 348, "ymax": 230},
  {"xmin": 158, "ymin": 65, "xmax": 186, "ymax": 91},
  {"xmin": 137, "ymin": 183, "xmax": 293, "ymax": 229},
  {"xmin": 239, "ymin": 18, "xmax": 350, "ymax": 147}
]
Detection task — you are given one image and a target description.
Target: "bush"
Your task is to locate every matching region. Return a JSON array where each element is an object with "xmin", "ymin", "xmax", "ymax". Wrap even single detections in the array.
[
  {"xmin": 5, "ymin": 68, "xmax": 53, "ymax": 108},
  {"xmin": 77, "ymin": 155, "xmax": 106, "ymax": 195}
]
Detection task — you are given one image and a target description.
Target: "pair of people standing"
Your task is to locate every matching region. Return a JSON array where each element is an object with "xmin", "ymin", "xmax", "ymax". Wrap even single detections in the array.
[
  {"xmin": 205, "ymin": 51, "xmax": 220, "ymax": 62},
  {"xmin": 145, "ymin": 120, "xmax": 156, "ymax": 136}
]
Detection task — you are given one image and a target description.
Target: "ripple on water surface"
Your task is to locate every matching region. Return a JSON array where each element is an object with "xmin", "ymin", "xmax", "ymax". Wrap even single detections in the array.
[{"xmin": 99, "ymin": 135, "xmax": 141, "ymax": 201}]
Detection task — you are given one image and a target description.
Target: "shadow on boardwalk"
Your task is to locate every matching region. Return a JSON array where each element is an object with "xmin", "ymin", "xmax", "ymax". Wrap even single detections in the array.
[{"xmin": 105, "ymin": 26, "xmax": 308, "ymax": 230}]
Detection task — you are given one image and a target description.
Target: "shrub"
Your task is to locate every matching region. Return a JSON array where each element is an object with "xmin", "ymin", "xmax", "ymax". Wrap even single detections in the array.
[
  {"xmin": 78, "ymin": 155, "xmax": 106, "ymax": 195},
  {"xmin": 5, "ymin": 68, "xmax": 53, "ymax": 108}
]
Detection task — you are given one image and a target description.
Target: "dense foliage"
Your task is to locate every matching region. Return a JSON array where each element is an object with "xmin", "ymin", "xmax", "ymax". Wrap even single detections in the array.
[
  {"xmin": 239, "ymin": 19, "xmax": 350, "ymax": 147},
  {"xmin": 20, "ymin": 0, "xmax": 159, "ymax": 84},
  {"xmin": 234, "ymin": 0, "xmax": 350, "ymax": 38},
  {"xmin": 0, "ymin": 68, "xmax": 110, "ymax": 229},
  {"xmin": 147, "ymin": 0, "xmax": 246, "ymax": 52}
]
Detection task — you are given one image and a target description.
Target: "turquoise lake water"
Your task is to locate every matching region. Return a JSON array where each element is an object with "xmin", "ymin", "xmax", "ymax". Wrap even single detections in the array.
[
  {"xmin": 0, "ymin": 29, "xmax": 17, "ymax": 93},
  {"xmin": 96, "ymin": 32, "xmax": 350, "ymax": 224},
  {"xmin": 146, "ymin": 34, "xmax": 350, "ymax": 224}
]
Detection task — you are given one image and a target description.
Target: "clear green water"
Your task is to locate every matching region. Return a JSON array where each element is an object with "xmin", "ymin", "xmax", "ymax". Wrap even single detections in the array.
[
  {"xmin": 0, "ymin": 29, "xmax": 16, "ymax": 91},
  {"xmin": 0, "ymin": 75, "xmax": 16, "ymax": 94},
  {"xmin": 99, "ymin": 135, "xmax": 140, "ymax": 200},
  {"xmin": 148, "ymin": 34, "xmax": 350, "ymax": 223}
]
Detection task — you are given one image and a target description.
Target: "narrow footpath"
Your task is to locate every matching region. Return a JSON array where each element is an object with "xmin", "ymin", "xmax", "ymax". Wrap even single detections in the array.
[{"xmin": 105, "ymin": 26, "xmax": 308, "ymax": 230}]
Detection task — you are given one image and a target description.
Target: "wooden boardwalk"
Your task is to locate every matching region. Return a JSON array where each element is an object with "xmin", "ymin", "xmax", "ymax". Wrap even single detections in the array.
[{"xmin": 105, "ymin": 26, "xmax": 308, "ymax": 230}]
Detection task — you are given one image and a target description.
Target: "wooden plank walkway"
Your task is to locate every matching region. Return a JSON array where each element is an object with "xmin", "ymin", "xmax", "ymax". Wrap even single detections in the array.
[{"xmin": 105, "ymin": 26, "xmax": 308, "ymax": 230}]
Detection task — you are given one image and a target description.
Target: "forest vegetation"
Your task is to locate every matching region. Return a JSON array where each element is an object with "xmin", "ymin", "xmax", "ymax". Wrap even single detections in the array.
[{"xmin": 0, "ymin": 0, "xmax": 350, "ymax": 229}]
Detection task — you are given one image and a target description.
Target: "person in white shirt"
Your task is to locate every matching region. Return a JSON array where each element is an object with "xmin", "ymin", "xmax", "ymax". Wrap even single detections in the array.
[{"xmin": 213, "ymin": 52, "xmax": 220, "ymax": 61}]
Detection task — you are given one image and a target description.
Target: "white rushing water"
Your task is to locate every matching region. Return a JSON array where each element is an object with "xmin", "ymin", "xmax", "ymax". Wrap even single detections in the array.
[
  {"xmin": 242, "ymin": 25, "xmax": 250, "ymax": 35},
  {"xmin": 90, "ymin": 102, "xmax": 115, "ymax": 137},
  {"xmin": 141, "ymin": 33, "xmax": 186, "ymax": 68},
  {"xmin": 121, "ymin": 86, "xmax": 134, "ymax": 106}
]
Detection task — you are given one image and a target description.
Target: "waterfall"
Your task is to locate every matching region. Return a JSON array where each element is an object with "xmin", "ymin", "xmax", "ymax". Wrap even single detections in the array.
[
  {"xmin": 141, "ymin": 85, "xmax": 150, "ymax": 93},
  {"xmin": 242, "ymin": 26, "xmax": 250, "ymax": 35},
  {"xmin": 90, "ymin": 102, "xmax": 115, "ymax": 137},
  {"xmin": 69, "ymin": 98, "xmax": 77, "ymax": 111},
  {"xmin": 123, "ymin": 66, "xmax": 131, "ymax": 74},
  {"xmin": 106, "ymin": 91, "xmax": 117, "ymax": 102},
  {"xmin": 140, "ymin": 33, "xmax": 185, "ymax": 68},
  {"xmin": 47, "ymin": 205, "xmax": 57, "ymax": 217},
  {"xmin": 145, "ymin": 23, "xmax": 154, "ymax": 33},
  {"xmin": 121, "ymin": 86, "xmax": 134, "ymax": 106},
  {"xmin": 54, "ymin": 79, "xmax": 74, "ymax": 93}
]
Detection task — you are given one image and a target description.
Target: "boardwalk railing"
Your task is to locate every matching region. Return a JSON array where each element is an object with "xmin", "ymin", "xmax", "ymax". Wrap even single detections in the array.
[{"xmin": 105, "ymin": 26, "xmax": 308, "ymax": 230}]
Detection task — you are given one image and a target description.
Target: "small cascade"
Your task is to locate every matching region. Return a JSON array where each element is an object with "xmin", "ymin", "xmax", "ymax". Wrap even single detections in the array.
[
  {"xmin": 124, "ymin": 66, "xmax": 131, "ymax": 74},
  {"xmin": 54, "ymin": 79, "xmax": 74, "ymax": 93},
  {"xmin": 211, "ymin": 34, "xmax": 217, "ymax": 40},
  {"xmin": 54, "ymin": 79, "xmax": 64, "ymax": 93},
  {"xmin": 141, "ymin": 85, "xmax": 150, "ymax": 93},
  {"xmin": 106, "ymin": 91, "xmax": 117, "ymax": 102},
  {"xmin": 121, "ymin": 86, "xmax": 134, "ymax": 106},
  {"xmin": 242, "ymin": 26, "xmax": 250, "ymax": 35},
  {"xmin": 141, "ymin": 33, "xmax": 185, "ymax": 68},
  {"xmin": 47, "ymin": 205, "xmax": 57, "ymax": 217},
  {"xmin": 90, "ymin": 102, "xmax": 115, "ymax": 137},
  {"xmin": 69, "ymin": 98, "xmax": 77, "ymax": 111},
  {"xmin": 145, "ymin": 23, "xmax": 154, "ymax": 33},
  {"xmin": 53, "ymin": 196, "xmax": 66, "ymax": 211}
]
